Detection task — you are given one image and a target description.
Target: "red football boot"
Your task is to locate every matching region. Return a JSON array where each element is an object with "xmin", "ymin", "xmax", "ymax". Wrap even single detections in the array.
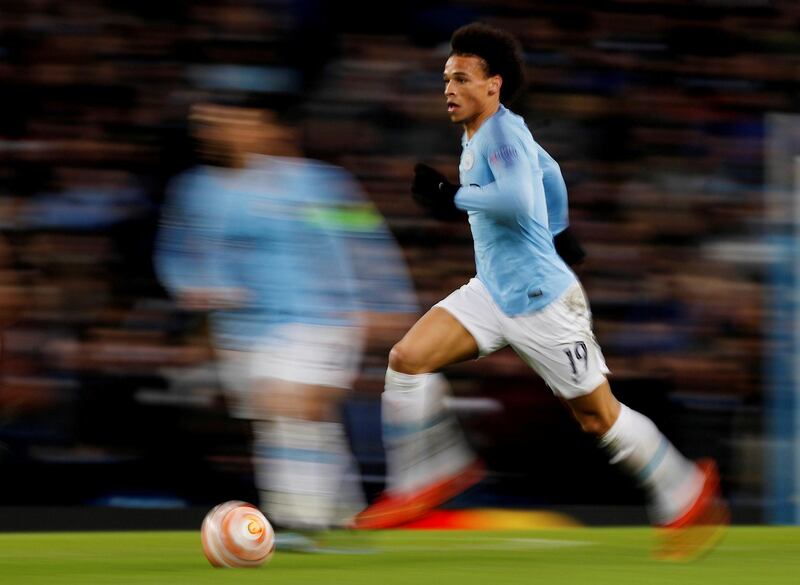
[
  {"xmin": 352, "ymin": 459, "xmax": 485, "ymax": 530},
  {"xmin": 654, "ymin": 459, "xmax": 730, "ymax": 561}
]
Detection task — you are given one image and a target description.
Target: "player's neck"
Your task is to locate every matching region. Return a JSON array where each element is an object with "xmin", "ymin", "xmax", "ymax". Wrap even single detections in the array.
[{"xmin": 464, "ymin": 103, "xmax": 501, "ymax": 140}]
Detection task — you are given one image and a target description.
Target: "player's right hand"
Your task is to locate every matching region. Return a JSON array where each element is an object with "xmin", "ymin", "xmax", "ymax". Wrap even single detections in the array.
[{"xmin": 411, "ymin": 163, "xmax": 463, "ymax": 221}]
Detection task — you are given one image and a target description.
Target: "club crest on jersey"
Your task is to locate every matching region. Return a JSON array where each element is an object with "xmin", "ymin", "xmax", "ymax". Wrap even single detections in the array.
[{"xmin": 460, "ymin": 150, "xmax": 475, "ymax": 172}]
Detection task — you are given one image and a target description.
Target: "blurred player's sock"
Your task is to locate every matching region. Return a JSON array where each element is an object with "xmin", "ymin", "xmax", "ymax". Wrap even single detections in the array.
[
  {"xmin": 599, "ymin": 403, "xmax": 704, "ymax": 525},
  {"xmin": 253, "ymin": 418, "xmax": 365, "ymax": 531},
  {"xmin": 352, "ymin": 368, "xmax": 483, "ymax": 529}
]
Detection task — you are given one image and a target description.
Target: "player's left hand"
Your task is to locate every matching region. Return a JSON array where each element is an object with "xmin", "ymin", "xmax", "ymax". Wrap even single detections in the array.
[
  {"xmin": 411, "ymin": 163, "xmax": 463, "ymax": 220},
  {"xmin": 553, "ymin": 226, "xmax": 586, "ymax": 266}
]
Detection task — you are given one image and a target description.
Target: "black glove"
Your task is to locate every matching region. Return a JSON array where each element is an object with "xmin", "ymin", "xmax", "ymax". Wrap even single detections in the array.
[
  {"xmin": 554, "ymin": 226, "xmax": 586, "ymax": 266},
  {"xmin": 411, "ymin": 163, "xmax": 463, "ymax": 220}
]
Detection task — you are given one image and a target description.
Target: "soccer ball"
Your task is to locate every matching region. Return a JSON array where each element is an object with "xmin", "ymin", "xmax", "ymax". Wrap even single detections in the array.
[{"xmin": 201, "ymin": 500, "xmax": 276, "ymax": 568}]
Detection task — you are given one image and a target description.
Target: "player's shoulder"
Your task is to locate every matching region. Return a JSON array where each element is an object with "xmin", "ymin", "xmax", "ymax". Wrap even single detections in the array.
[
  {"xmin": 165, "ymin": 165, "xmax": 208, "ymax": 198},
  {"xmin": 488, "ymin": 110, "xmax": 562, "ymax": 173},
  {"xmin": 270, "ymin": 156, "xmax": 346, "ymax": 182},
  {"xmin": 484, "ymin": 106, "xmax": 534, "ymax": 148},
  {"xmin": 171, "ymin": 165, "xmax": 204, "ymax": 184},
  {"xmin": 284, "ymin": 157, "xmax": 364, "ymax": 204}
]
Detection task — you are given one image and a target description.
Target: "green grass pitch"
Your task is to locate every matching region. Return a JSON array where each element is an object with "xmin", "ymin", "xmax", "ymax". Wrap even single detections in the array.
[{"xmin": 0, "ymin": 527, "xmax": 798, "ymax": 585}]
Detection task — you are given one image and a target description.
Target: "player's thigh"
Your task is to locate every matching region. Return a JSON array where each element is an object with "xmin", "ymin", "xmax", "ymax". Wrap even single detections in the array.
[
  {"xmin": 391, "ymin": 278, "xmax": 509, "ymax": 374},
  {"xmin": 389, "ymin": 307, "xmax": 481, "ymax": 373},
  {"xmin": 253, "ymin": 378, "xmax": 348, "ymax": 421},
  {"xmin": 509, "ymin": 282, "xmax": 610, "ymax": 400}
]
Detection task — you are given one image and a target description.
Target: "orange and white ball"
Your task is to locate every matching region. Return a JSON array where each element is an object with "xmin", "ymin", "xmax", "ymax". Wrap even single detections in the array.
[{"xmin": 201, "ymin": 501, "xmax": 276, "ymax": 568}]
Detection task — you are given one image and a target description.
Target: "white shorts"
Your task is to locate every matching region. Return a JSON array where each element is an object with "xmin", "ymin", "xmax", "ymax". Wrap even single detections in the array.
[
  {"xmin": 218, "ymin": 323, "xmax": 363, "ymax": 417},
  {"xmin": 435, "ymin": 278, "xmax": 610, "ymax": 400}
]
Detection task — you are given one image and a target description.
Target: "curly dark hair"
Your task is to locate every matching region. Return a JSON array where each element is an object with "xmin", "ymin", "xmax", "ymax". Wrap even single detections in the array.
[{"xmin": 450, "ymin": 23, "xmax": 527, "ymax": 106}]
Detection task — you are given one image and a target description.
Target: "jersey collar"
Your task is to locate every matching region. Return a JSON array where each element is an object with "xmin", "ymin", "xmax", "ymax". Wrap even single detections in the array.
[{"xmin": 462, "ymin": 104, "xmax": 506, "ymax": 148}]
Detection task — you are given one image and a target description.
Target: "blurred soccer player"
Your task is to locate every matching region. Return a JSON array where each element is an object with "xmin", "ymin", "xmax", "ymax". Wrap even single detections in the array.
[
  {"xmin": 354, "ymin": 23, "xmax": 727, "ymax": 560},
  {"xmin": 155, "ymin": 101, "xmax": 368, "ymax": 538}
]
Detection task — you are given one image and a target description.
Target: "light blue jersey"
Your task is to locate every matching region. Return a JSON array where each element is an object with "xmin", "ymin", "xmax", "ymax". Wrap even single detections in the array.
[
  {"xmin": 454, "ymin": 105, "xmax": 577, "ymax": 316},
  {"xmin": 155, "ymin": 155, "xmax": 363, "ymax": 350}
]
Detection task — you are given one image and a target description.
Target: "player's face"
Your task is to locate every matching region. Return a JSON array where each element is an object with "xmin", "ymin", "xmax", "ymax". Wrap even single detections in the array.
[
  {"xmin": 443, "ymin": 55, "xmax": 501, "ymax": 130},
  {"xmin": 191, "ymin": 104, "xmax": 267, "ymax": 167}
]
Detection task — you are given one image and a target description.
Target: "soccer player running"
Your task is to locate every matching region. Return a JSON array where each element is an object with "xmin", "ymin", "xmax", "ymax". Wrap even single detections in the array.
[
  {"xmin": 354, "ymin": 23, "xmax": 728, "ymax": 560},
  {"xmin": 155, "ymin": 101, "xmax": 368, "ymax": 544}
]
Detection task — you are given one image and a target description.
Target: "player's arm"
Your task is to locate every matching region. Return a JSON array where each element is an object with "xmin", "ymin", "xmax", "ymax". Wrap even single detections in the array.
[
  {"xmin": 154, "ymin": 175, "xmax": 201, "ymax": 294},
  {"xmin": 154, "ymin": 175, "xmax": 235, "ymax": 309},
  {"xmin": 411, "ymin": 144, "xmax": 586, "ymax": 263},
  {"xmin": 411, "ymin": 140, "xmax": 536, "ymax": 220},
  {"xmin": 541, "ymin": 154, "xmax": 586, "ymax": 266},
  {"xmin": 454, "ymin": 141, "xmax": 537, "ymax": 220}
]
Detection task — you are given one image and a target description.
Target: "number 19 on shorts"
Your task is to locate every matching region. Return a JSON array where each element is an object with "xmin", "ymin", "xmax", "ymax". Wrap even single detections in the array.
[{"xmin": 564, "ymin": 341, "xmax": 589, "ymax": 383}]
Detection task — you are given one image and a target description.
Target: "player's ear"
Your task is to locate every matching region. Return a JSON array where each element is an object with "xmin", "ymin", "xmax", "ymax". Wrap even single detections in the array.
[{"xmin": 488, "ymin": 75, "xmax": 502, "ymax": 97}]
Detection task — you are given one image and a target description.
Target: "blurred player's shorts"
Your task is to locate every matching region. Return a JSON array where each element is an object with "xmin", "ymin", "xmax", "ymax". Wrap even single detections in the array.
[{"xmin": 218, "ymin": 323, "xmax": 364, "ymax": 418}]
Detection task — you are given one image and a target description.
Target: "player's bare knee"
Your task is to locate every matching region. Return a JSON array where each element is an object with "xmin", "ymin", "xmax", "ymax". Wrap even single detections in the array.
[
  {"xmin": 388, "ymin": 343, "xmax": 430, "ymax": 374},
  {"xmin": 574, "ymin": 412, "xmax": 612, "ymax": 436},
  {"xmin": 567, "ymin": 381, "xmax": 619, "ymax": 436},
  {"xmin": 579, "ymin": 417, "xmax": 606, "ymax": 436}
]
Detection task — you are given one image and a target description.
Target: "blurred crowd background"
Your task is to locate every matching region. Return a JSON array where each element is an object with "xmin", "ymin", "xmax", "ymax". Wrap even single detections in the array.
[{"xmin": 1, "ymin": 0, "xmax": 798, "ymax": 523}]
